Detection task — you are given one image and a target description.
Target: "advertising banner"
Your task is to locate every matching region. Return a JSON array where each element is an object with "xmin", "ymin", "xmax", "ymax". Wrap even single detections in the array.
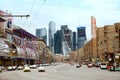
[
  {"xmin": 0, "ymin": 10, "xmax": 5, "ymax": 34},
  {"xmin": 0, "ymin": 10, "xmax": 13, "ymax": 32}
]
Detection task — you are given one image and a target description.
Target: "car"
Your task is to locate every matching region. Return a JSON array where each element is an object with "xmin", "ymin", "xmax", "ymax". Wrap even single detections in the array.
[
  {"xmin": 7, "ymin": 66, "xmax": 13, "ymax": 71},
  {"xmin": 0, "ymin": 66, "xmax": 2, "ymax": 72},
  {"xmin": 30, "ymin": 64, "xmax": 37, "ymax": 69},
  {"xmin": 95, "ymin": 62, "xmax": 101, "ymax": 67},
  {"xmin": 0, "ymin": 66, "xmax": 5, "ymax": 70},
  {"xmin": 23, "ymin": 66, "xmax": 31, "ymax": 72},
  {"xmin": 109, "ymin": 66, "xmax": 120, "ymax": 71},
  {"xmin": 87, "ymin": 63, "xmax": 93, "ymax": 68},
  {"xmin": 100, "ymin": 62, "xmax": 107, "ymax": 69},
  {"xmin": 12, "ymin": 66, "xmax": 17, "ymax": 70},
  {"xmin": 24, "ymin": 64, "xmax": 29, "ymax": 67},
  {"xmin": 38, "ymin": 66, "xmax": 45, "ymax": 72},
  {"xmin": 17, "ymin": 66, "xmax": 24, "ymax": 70},
  {"xmin": 76, "ymin": 64, "xmax": 81, "ymax": 68}
]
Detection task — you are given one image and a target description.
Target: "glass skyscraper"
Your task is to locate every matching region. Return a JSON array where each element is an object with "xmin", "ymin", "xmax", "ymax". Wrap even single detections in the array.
[
  {"xmin": 77, "ymin": 26, "xmax": 86, "ymax": 49},
  {"xmin": 48, "ymin": 21, "xmax": 56, "ymax": 53},
  {"xmin": 36, "ymin": 28, "xmax": 47, "ymax": 43},
  {"xmin": 54, "ymin": 30, "xmax": 62, "ymax": 54},
  {"xmin": 72, "ymin": 32, "xmax": 76, "ymax": 51}
]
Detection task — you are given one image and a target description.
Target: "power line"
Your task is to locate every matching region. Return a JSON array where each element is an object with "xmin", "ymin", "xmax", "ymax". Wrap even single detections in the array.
[
  {"xmin": 27, "ymin": 0, "xmax": 46, "ymax": 27},
  {"xmin": 22, "ymin": 0, "xmax": 37, "ymax": 27}
]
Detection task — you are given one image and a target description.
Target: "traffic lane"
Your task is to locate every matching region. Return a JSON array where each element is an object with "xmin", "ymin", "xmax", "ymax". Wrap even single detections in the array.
[
  {"xmin": 49, "ymin": 64, "xmax": 120, "ymax": 80},
  {"xmin": 0, "ymin": 64, "xmax": 120, "ymax": 80},
  {"xmin": 0, "ymin": 64, "xmax": 68, "ymax": 80}
]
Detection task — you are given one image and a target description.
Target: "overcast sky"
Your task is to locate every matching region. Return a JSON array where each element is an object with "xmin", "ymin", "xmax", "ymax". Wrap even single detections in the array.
[{"xmin": 0, "ymin": 0, "xmax": 120, "ymax": 40}]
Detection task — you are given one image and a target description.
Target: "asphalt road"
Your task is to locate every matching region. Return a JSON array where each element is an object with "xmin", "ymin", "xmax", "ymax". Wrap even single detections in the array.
[{"xmin": 0, "ymin": 63, "xmax": 120, "ymax": 80}]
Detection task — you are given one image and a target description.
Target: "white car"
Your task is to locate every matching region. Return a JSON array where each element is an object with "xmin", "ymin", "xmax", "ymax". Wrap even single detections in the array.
[
  {"xmin": 7, "ymin": 66, "xmax": 13, "ymax": 71},
  {"xmin": 100, "ymin": 63, "xmax": 107, "ymax": 69},
  {"xmin": 23, "ymin": 66, "xmax": 31, "ymax": 72},
  {"xmin": 38, "ymin": 66, "xmax": 45, "ymax": 72},
  {"xmin": 12, "ymin": 66, "xmax": 17, "ymax": 70},
  {"xmin": 30, "ymin": 65, "xmax": 37, "ymax": 69},
  {"xmin": 17, "ymin": 66, "xmax": 24, "ymax": 70}
]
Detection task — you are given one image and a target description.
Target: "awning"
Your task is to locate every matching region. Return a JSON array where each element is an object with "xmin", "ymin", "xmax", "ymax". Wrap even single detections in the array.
[
  {"xmin": 0, "ymin": 38, "xmax": 17, "ymax": 57},
  {"xmin": 0, "ymin": 17, "xmax": 6, "ymax": 22}
]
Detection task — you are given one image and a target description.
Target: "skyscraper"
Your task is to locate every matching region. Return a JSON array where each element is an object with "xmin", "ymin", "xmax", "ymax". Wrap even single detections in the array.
[
  {"xmin": 91, "ymin": 16, "xmax": 97, "ymax": 61},
  {"xmin": 61, "ymin": 25, "xmax": 72, "ymax": 56},
  {"xmin": 91, "ymin": 16, "xmax": 97, "ymax": 39},
  {"xmin": 77, "ymin": 26, "xmax": 86, "ymax": 49},
  {"xmin": 72, "ymin": 32, "xmax": 76, "ymax": 51},
  {"xmin": 54, "ymin": 25, "xmax": 72, "ymax": 56},
  {"xmin": 36, "ymin": 28, "xmax": 47, "ymax": 43},
  {"xmin": 54, "ymin": 30, "xmax": 62, "ymax": 54},
  {"xmin": 48, "ymin": 21, "xmax": 56, "ymax": 53}
]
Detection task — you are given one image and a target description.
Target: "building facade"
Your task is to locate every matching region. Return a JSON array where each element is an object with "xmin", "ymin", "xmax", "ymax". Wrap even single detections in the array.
[
  {"xmin": 48, "ymin": 21, "xmax": 56, "ymax": 53},
  {"xmin": 61, "ymin": 25, "xmax": 72, "ymax": 56},
  {"xmin": 96, "ymin": 27, "xmax": 104, "ymax": 62},
  {"xmin": 36, "ymin": 28, "xmax": 47, "ymax": 43},
  {"xmin": 0, "ymin": 10, "xmax": 53, "ymax": 67},
  {"xmin": 82, "ymin": 23, "xmax": 120, "ymax": 65},
  {"xmin": 54, "ymin": 30, "xmax": 62, "ymax": 54},
  {"xmin": 91, "ymin": 16, "xmax": 97, "ymax": 62},
  {"xmin": 72, "ymin": 32, "xmax": 76, "ymax": 51},
  {"xmin": 77, "ymin": 27, "xmax": 86, "ymax": 49}
]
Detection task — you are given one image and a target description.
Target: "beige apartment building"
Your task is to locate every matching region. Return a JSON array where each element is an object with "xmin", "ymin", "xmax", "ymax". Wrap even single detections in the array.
[
  {"xmin": 83, "ymin": 40, "xmax": 92, "ymax": 61},
  {"xmin": 82, "ymin": 23, "xmax": 120, "ymax": 64},
  {"xmin": 96, "ymin": 27, "xmax": 104, "ymax": 62}
]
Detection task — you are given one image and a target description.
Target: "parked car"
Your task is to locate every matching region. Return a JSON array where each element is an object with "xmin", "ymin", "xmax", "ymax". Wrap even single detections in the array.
[
  {"xmin": 23, "ymin": 66, "xmax": 31, "ymax": 72},
  {"xmin": 76, "ymin": 64, "xmax": 81, "ymax": 68},
  {"xmin": 30, "ymin": 64, "xmax": 37, "ymax": 69},
  {"xmin": 1, "ymin": 66, "xmax": 5, "ymax": 70},
  {"xmin": 38, "ymin": 66, "xmax": 45, "ymax": 72},
  {"xmin": 95, "ymin": 62, "xmax": 101, "ymax": 67},
  {"xmin": 0, "ymin": 66, "xmax": 2, "ymax": 72},
  {"xmin": 87, "ymin": 63, "xmax": 93, "ymax": 68},
  {"xmin": 7, "ymin": 66, "xmax": 13, "ymax": 71},
  {"xmin": 17, "ymin": 66, "xmax": 24, "ymax": 70},
  {"xmin": 12, "ymin": 66, "xmax": 17, "ymax": 70},
  {"xmin": 100, "ymin": 62, "xmax": 107, "ymax": 69},
  {"xmin": 109, "ymin": 66, "xmax": 120, "ymax": 71}
]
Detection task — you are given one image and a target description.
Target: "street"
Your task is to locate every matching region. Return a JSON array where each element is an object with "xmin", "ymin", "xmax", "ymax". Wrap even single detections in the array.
[{"xmin": 0, "ymin": 63, "xmax": 120, "ymax": 80}]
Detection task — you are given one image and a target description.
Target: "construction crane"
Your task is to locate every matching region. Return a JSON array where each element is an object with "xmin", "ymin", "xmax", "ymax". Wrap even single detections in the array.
[{"xmin": 0, "ymin": 14, "xmax": 30, "ymax": 18}]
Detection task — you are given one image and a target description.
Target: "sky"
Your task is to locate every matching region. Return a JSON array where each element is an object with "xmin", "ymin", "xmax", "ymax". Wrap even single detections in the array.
[{"xmin": 0, "ymin": 0, "xmax": 120, "ymax": 41}]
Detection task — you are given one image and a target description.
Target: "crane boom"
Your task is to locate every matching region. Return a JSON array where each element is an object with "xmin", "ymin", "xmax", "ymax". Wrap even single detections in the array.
[{"xmin": 0, "ymin": 15, "xmax": 30, "ymax": 17}]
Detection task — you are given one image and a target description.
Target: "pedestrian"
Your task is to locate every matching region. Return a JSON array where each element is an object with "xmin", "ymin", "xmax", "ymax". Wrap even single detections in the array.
[{"xmin": 113, "ymin": 62, "xmax": 116, "ymax": 71}]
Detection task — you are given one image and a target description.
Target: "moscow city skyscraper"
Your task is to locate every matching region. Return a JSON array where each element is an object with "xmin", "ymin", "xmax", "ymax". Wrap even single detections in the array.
[
  {"xmin": 72, "ymin": 32, "xmax": 76, "ymax": 51},
  {"xmin": 36, "ymin": 28, "xmax": 47, "ymax": 43},
  {"xmin": 77, "ymin": 26, "xmax": 87, "ymax": 49},
  {"xmin": 48, "ymin": 21, "xmax": 56, "ymax": 53}
]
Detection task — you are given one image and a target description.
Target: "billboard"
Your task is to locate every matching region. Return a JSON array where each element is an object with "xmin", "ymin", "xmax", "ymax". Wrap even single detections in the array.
[
  {"xmin": 0, "ymin": 10, "xmax": 13, "ymax": 32},
  {"xmin": 0, "ymin": 10, "xmax": 5, "ymax": 34}
]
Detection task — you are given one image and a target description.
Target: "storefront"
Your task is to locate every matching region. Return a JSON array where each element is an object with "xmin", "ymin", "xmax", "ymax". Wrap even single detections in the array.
[{"xmin": 0, "ymin": 38, "xmax": 17, "ymax": 66}]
